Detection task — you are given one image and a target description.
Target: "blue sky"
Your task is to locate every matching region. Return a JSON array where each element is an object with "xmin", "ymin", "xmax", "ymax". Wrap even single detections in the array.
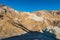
[{"xmin": 0, "ymin": 0, "xmax": 60, "ymax": 12}]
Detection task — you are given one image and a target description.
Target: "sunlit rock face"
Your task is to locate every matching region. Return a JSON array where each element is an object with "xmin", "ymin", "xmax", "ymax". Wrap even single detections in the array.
[
  {"xmin": 0, "ymin": 5, "xmax": 26, "ymax": 39},
  {"xmin": 0, "ymin": 5, "xmax": 60, "ymax": 39},
  {"xmin": 33, "ymin": 10, "xmax": 60, "ymax": 39}
]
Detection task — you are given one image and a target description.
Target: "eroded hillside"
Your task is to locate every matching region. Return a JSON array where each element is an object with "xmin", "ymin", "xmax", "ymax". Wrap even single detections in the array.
[{"xmin": 0, "ymin": 5, "xmax": 60, "ymax": 39}]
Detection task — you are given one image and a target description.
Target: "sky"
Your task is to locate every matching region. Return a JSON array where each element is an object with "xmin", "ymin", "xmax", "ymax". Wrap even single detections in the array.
[{"xmin": 0, "ymin": 0, "xmax": 60, "ymax": 12}]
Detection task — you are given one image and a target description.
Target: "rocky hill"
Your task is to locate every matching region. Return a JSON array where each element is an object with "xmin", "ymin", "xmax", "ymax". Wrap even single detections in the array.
[{"xmin": 0, "ymin": 5, "xmax": 60, "ymax": 40}]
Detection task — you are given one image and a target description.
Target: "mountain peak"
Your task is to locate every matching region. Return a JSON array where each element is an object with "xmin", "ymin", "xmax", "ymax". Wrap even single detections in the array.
[{"xmin": 0, "ymin": 5, "xmax": 60, "ymax": 39}]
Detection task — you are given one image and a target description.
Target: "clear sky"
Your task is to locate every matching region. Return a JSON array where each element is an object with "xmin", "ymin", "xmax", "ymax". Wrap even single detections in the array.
[{"xmin": 0, "ymin": 0, "xmax": 60, "ymax": 12}]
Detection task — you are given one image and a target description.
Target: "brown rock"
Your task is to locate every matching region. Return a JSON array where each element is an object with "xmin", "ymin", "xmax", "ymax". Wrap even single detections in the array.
[{"xmin": 0, "ymin": 5, "xmax": 60, "ymax": 39}]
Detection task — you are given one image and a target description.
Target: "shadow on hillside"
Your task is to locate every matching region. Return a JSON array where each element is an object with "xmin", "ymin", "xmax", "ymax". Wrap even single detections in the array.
[{"xmin": 2, "ymin": 30, "xmax": 58, "ymax": 40}]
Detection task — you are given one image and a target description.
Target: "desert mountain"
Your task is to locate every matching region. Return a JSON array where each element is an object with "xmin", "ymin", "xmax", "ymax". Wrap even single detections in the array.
[{"xmin": 0, "ymin": 5, "xmax": 60, "ymax": 39}]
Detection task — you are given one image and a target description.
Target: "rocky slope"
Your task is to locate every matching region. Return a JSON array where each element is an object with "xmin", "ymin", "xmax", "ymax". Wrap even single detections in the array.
[{"xmin": 0, "ymin": 5, "xmax": 60, "ymax": 39}]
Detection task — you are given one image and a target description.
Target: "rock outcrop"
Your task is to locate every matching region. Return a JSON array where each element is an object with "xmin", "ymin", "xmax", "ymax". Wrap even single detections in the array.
[{"xmin": 0, "ymin": 5, "xmax": 60, "ymax": 39}]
